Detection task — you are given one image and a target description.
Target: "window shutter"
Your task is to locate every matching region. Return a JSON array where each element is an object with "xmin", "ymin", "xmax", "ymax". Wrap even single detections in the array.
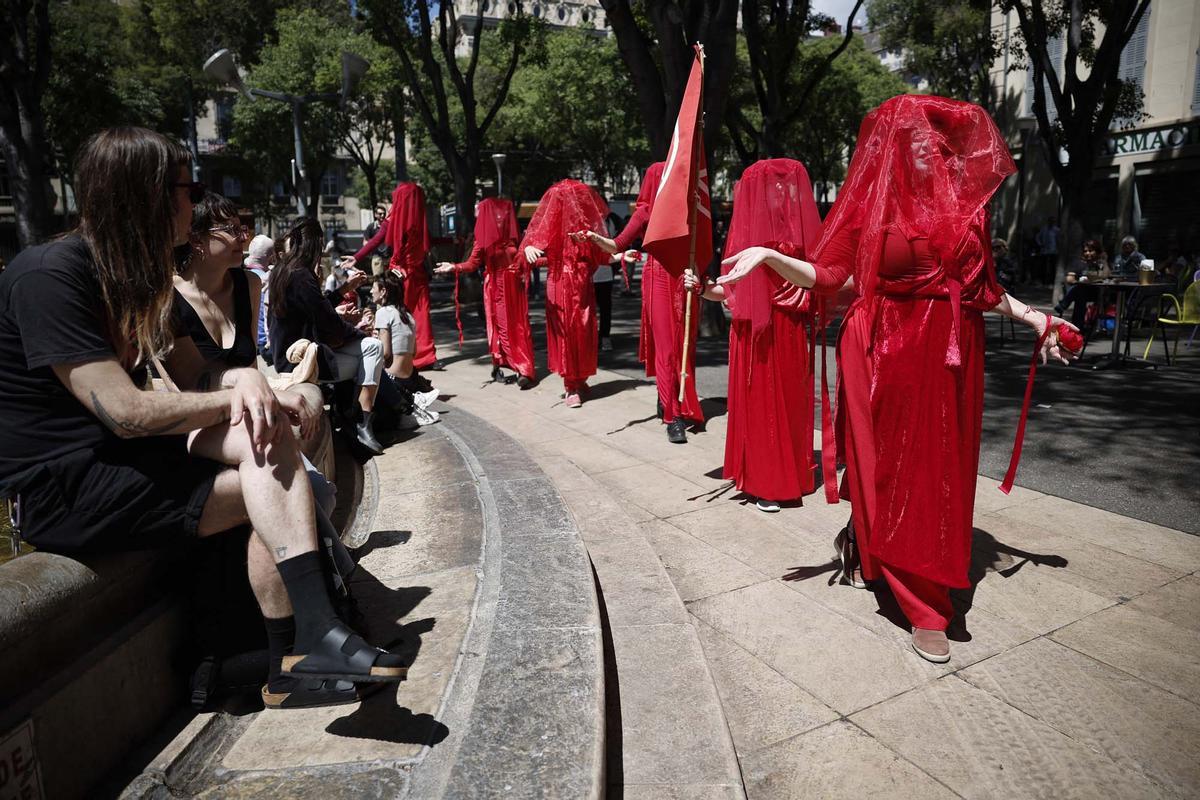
[
  {"xmin": 1025, "ymin": 32, "xmax": 1062, "ymax": 122},
  {"xmin": 1115, "ymin": 9, "xmax": 1151, "ymax": 126}
]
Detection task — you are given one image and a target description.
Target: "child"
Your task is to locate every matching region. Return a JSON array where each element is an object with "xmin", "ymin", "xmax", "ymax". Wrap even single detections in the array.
[{"xmin": 372, "ymin": 272, "xmax": 440, "ymax": 425}]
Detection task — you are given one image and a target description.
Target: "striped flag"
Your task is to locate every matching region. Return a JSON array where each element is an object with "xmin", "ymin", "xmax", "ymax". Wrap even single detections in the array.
[{"xmin": 643, "ymin": 45, "xmax": 712, "ymax": 278}]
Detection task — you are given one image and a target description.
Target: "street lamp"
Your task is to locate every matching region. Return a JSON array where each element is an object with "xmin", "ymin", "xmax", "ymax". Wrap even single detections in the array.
[
  {"xmin": 492, "ymin": 153, "xmax": 506, "ymax": 197},
  {"xmin": 203, "ymin": 48, "xmax": 371, "ymax": 215}
]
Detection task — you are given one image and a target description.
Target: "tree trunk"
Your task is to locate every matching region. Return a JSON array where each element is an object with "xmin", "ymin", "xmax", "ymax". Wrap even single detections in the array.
[
  {"xmin": 366, "ymin": 170, "xmax": 378, "ymax": 212},
  {"xmin": 392, "ymin": 90, "xmax": 408, "ymax": 181},
  {"xmin": 0, "ymin": 119, "xmax": 54, "ymax": 248},
  {"xmin": 451, "ymin": 160, "xmax": 477, "ymax": 248}
]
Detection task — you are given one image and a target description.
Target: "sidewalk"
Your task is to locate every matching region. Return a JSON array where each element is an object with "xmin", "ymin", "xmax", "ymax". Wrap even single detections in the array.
[{"xmin": 430, "ymin": 327, "xmax": 1200, "ymax": 799}]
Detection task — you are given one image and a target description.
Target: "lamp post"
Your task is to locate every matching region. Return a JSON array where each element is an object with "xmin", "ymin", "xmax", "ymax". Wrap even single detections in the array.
[
  {"xmin": 203, "ymin": 49, "xmax": 370, "ymax": 216},
  {"xmin": 492, "ymin": 152, "xmax": 506, "ymax": 197}
]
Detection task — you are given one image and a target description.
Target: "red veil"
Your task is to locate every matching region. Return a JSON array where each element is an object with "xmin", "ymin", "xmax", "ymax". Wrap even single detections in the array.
[
  {"xmin": 635, "ymin": 162, "xmax": 666, "ymax": 219},
  {"xmin": 813, "ymin": 94, "xmax": 1015, "ymax": 313},
  {"xmin": 519, "ymin": 179, "xmax": 609, "ymax": 265},
  {"xmin": 722, "ymin": 159, "xmax": 824, "ymax": 337},
  {"xmin": 474, "ymin": 196, "xmax": 519, "ymax": 251},
  {"xmin": 385, "ymin": 182, "xmax": 432, "ymax": 266}
]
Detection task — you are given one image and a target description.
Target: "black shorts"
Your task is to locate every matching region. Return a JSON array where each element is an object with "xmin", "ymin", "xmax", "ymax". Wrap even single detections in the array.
[{"xmin": 14, "ymin": 437, "xmax": 225, "ymax": 554}]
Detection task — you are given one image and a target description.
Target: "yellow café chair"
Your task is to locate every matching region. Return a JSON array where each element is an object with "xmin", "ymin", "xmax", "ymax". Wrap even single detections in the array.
[{"xmin": 1143, "ymin": 280, "xmax": 1200, "ymax": 365}]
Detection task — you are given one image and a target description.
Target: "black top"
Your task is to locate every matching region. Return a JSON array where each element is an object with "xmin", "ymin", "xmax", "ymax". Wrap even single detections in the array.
[
  {"xmin": 0, "ymin": 237, "xmax": 146, "ymax": 485},
  {"xmin": 173, "ymin": 268, "xmax": 257, "ymax": 369},
  {"xmin": 269, "ymin": 267, "xmax": 361, "ymax": 375}
]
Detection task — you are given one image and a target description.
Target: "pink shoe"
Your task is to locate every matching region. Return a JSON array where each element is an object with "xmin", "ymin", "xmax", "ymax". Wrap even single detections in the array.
[
  {"xmin": 911, "ymin": 628, "xmax": 950, "ymax": 663},
  {"xmin": 565, "ymin": 392, "xmax": 583, "ymax": 408}
]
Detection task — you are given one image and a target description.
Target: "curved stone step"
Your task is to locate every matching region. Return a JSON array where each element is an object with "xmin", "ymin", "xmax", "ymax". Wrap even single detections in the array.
[{"xmin": 125, "ymin": 407, "xmax": 604, "ymax": 799}]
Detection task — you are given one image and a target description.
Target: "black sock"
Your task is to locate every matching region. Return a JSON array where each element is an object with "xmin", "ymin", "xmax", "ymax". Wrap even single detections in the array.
[
  {"xmin": 275, "ymin": 552, "xmax": 339, "ymax": 653},
  {"xmin": 263, "ymin": 616, "xmax": 296, "ymax": 690}
]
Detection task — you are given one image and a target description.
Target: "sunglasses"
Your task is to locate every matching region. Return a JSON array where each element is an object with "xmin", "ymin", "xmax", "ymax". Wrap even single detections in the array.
[
  {"xmin": 209, "ymin": 222, "xmax": 251, "ymax": 239},
  {"xmin": 174, "ymin": 181, "xmax": 207, "ymax": 203}
]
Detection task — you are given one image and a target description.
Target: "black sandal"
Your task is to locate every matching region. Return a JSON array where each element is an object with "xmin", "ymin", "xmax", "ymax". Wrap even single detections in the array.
[
  {"xmin": 281, "ymin": 623, "xmax": 409, "ymax": 683},
  {"xmin": 262, "ymin": 678, "xmax": 360, "ymax": 710}
]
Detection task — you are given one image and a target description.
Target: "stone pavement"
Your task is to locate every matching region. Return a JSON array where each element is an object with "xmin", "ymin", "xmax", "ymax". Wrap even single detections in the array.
[{"xmin": 431, "ymin": 329, "xmax": 1200, "ymax": 800}]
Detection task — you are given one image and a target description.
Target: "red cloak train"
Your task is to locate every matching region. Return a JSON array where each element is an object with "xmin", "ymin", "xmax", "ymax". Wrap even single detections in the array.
[
  {"xmin": 519, "ymin": 180, "xmax": 609, "ymax": 396},
  {"xmin": 613, "ymin": 162, "xmax": 703, "ymax": 425},
  {"xmin": 809, "ymin": 95, "xmax": 1016, "ymax": 630},
  {"xmin": 449, "ymin": 197, "xmax": 536, "ymax": 381},
  {"xmin": 720, "ymin": 158, "xmax": 824, "ymax": 503}
]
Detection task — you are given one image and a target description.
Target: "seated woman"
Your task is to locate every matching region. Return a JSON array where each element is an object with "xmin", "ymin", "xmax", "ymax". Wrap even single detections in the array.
[
  {"xmin": 268, "ymin": 217, "xmax": 387, "ymax": 455},
  {"xmin": 1055, "ymin": 238, "xmax": 1108, "ymax": 330},
  {"xmin": 371, "ymin": 272, "xmax": 439, "ymax": 425}
]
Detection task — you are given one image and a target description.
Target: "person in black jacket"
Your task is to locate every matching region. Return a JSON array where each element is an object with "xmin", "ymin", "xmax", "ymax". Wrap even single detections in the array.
[{"xmin": 269, "ymin": 218, "xmax": 386, "ymax": 454}]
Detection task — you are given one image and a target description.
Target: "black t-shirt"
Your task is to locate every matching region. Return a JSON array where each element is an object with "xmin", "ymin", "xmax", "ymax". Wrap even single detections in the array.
[
  {"xmin": 173, "ymin": 268, "xmax": 257, "ymax": 369},
  {"xmin": 0, "ymin": 236, "xmax": 136, "ymax": 485}
]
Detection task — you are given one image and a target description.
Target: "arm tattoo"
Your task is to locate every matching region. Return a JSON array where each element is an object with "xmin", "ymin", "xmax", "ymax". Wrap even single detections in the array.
[
  {"xmin": 90, "ymin": 391, "xmax": 188, "ymax": 437},
  {"xmin": 274, "ymin": 546, "xmax": 288, "ymax": 559}
]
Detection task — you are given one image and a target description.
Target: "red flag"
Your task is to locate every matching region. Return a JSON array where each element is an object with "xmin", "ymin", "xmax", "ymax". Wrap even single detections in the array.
[{"xmin": 643, "ymin": 46, "xmax": 712, "ymax": 278}]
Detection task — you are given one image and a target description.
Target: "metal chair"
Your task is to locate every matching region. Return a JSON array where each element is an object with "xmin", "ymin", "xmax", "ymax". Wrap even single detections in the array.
[{"xmin": 1143, "ymin": 281, "xmax": 1200, "ymax": 365}]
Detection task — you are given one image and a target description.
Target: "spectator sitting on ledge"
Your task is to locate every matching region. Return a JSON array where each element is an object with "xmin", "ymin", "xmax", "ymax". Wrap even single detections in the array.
[{"xmin": 0, "ymin": 127, "xmax": 407, "ymax": 710}]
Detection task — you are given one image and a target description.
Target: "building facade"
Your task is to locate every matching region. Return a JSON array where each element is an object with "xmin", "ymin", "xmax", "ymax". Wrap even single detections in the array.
[{"xmin": 989, "ymin": 1, "xmax": 1200, "ymax": 264}]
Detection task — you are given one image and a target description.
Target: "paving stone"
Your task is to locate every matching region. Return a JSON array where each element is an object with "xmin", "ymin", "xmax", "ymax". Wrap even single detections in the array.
[
  {"xmin": 1051, "ymin": 604, "xmax": 1200, "ymax": 701},
  {"xmin": 740, "ymin": 720, "xmax": 957, "ymax": 800},
  {"xmin": 971, "ymin": 474, "xmax": 1045, "ymax": 513},
  {"xmin": 354, "ymin": 482, "xmax": 482, "ymax": 579},
  {"xmin": 966, "ymin": 553, "xmax": 1114, "ymax": 634},
  {"xmin": 621, "ymin": 784, "xmax": 745, "ymax": 799},
  {"xmin": 557, "ymin": 487, "xmax": 647, "ymax": 540},
  {"xmin": 592, "ymin": 462, "xmax": 711, "ymax": 519},
  {"xmin": 195, "ymin": 766, "xmax": 408, "ymax": 799},
  {"xmin": 853, "ymin": 675, "xmax": 1166, "ymax": 799},
  {"xmin": 993, "ymin": 495, "xmax": 1200, "ymax": 572},
  {"xmin": 960, "ymin": 637, "xmax": 1200, "ymax": 797},
  {"xmin": 529, "ymin": 433, "xmax": 643, "ymax": 474},
  {"xmin": 690, "ymin": 581, "xmax": 939, "ymax": 715},
  {"xmin": 444, "ymin": 626, "xmax": 603, "ymax": 799},
  {"xmin": 588, "ymin": 535, "xmax": 689, "ymax": 627},
  {"xmin": 665, "ymin": 503, "xmax": 831, "ymax": 577},
  {"xmin": 1125, "ymin": 575, "xmax": 1200, "ymax": 632},
  {"xmin": 490, "ymin": 474, "xmax": 577, "ymax": 539},
  {"xmin": 640, "ymin": 519, "xmax": 766, "ymax": 603},
  {"xmin": 972, "ymin": 512, "xmax": 1184, "ymax": 601},
  {"xmin": 373, "ymin": 428, "xmax": 473, "ymax": 494},
  {"xmin": 610, "ymin": 623, "xmax": 743, "ymax": 788},
  {"xmin": 603, "ymin": 423, "xmax": 707, "ymax": 468},
  {"xmin": 695, "ymin": 617, "xmax": 838, "ymax": 755},
  {"xmin": 494, "ymin": 528, "xmax": 597, "ymax": 632}
]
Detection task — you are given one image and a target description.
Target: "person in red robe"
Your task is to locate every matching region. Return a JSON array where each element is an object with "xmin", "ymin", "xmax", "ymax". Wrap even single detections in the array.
[
  {"xmin": 434, "ymin": 197, "xmax": 536, "ymax": 388},
  {"xmin": 718, "ymin": 96, "xmax": 1076, "ymax": 663},
  {"xmin": 520, "ymin": 180, "xmax": 609, "ymax": 407},
  {"xmin": 687, "ymin": 159, "xmax": 824, "ymax": 513},
  {"xmin": 348, "ymin": 182, "xmax": 441, "ymax": 370},
  {"xmin": 587, "ymin": 162, "xmax": 704, "ymax": 443}
]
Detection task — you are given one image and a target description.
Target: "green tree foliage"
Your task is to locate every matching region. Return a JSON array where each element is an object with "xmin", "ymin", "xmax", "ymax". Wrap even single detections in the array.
[
  {"xmin": 866, "ymin": 0, "xmax": 995, "ymax": 105},
  {"xmin": 726, "ymin": 34, "xmax": 907, "ymax": 201}
]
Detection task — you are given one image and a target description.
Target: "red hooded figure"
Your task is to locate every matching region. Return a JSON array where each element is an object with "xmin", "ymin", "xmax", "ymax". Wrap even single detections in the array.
[
  {"xmin": 612, "ymin": 162, "xmax": 704, "ymax": 428},
  {"xmin": 720, "ymin": 158, "xmax": 824, "ymax": 505},
  {"xmin": 385, "ymin": 182, "xmax": 438, "ymax": 368},
  {"xmin": 807, "ymin": 95, "xmax": 1016, "ymax": 632},
  {"xmin": 520, "ymin": 180, "xmax": 609, "ymax": 400},
  {"xmin": 446, "ymin": 197, "xmax": 536, "ymax": 382}
]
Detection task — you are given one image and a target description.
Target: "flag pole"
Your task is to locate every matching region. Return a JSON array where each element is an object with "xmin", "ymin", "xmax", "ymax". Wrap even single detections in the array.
[{"xmin": 679, "ymin": 44, "xmax": 705, "ymax": 405}]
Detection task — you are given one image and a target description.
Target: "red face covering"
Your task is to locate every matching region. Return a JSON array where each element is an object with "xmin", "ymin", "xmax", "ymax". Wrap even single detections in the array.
[
  {"xmin": 474, "ymin": 197, "xmax": 519, "ymax": 251},
  {"xmin": 722, "ymin": 158, "xmax": 824, "ymax": 336},
  {"xmin": 385, "ymin": 182, "xmax": 432, "ymax": 266},
  {"xmin": 636, "ymin": 162, "xmax": 666, "ymax": 216},
  {"xmin": 519, "ymin": 179, "xmax": 609, "ymax": 265},
  {"xmin": 813, "ymin": 95, "xmax": 1016, "ymax": 304}
]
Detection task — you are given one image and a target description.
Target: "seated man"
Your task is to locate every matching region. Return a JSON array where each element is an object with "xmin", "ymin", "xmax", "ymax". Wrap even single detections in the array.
[
  {"xmin": 1112, "ymin": 235, "xmax": 1145, "ymax": 280},
  {"xmin": 0, "ymin": 127, "xmax": 405, "ymax": 710}
]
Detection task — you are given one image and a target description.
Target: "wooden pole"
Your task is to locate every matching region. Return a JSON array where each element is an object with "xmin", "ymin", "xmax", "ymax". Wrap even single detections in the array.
[{"xmin": 679, "ymin": 45, "xmax": 705, "ymax": 404}]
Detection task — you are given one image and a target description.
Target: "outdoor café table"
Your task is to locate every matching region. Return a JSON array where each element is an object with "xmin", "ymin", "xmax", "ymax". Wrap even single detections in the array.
[{"xmin": 1087, "ymin": 279, "xmax": 1174, "ymax": 369}]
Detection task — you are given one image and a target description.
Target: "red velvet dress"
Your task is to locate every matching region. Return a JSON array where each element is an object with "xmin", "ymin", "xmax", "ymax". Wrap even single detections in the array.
[
  {"xmin": 519, "ymin": 180, "xmax": 609, "ymax": 392},
  {"xmin": 813, "ymin": 214, "xmax": 1002, "ymax": 592},
  {"xmin": 453, "ymin": 241, "xmax": 536, "ymax": 380},
  {"xmin": 720, "ymin": 159, "xmax": 824, "ymax": 502},
  {"xmin": 614, "ymin": 163, "xmax": 703, "ymax": 423},
  {"xmin": 387, "ymin": 183, "xmax": 437, "ymax": 368}
]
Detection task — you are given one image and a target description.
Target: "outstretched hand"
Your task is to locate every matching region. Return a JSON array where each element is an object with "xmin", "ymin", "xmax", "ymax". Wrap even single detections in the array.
[
  {"xmin": 524, "ymin": 246, "xmax": 544, "ymax": 265},
  {"xmin": 433, "ymin": 261, "xmax": 456, "ymax": 275},
  {"xmin": 1034, "ymin": 313, "xmax": 1080, "ymax": 365},
  {"xmin": 717, "ymin": 246, "xmax": 779, "ymax": 287}
]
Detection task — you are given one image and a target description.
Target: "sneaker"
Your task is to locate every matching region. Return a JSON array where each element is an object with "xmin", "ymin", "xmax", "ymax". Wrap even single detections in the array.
[
  {"xmin": 755, "ymin": 498, "xmax": 780, "ymax": 513},
  {"xmin": 414, "ymin": 407, "xmax": 440, "ymax": 426},
  {"xmin": 600, "ymin": 337, "xmax": 613, "ymax": 352},
  {"xmin": 911, "ymin": 628, "xmax": 951, "ymax": 663},
  {"xmin": 565, "ymin": 392, "xmax": 583, "ymax": 408},
  {"xmin": 413, "ymin": 388, "xmax": 439, "ymax": 409},
  {"xmin": 429, "ymin": 360, "xmax": 446, "ymax": 371},
  {"xmin": 397, "ymin": 414, "xmax": 420, "ymax": 431},
  {"xmin": 666, "ymin": 419, "xmax": 687, "ymax": 444}
]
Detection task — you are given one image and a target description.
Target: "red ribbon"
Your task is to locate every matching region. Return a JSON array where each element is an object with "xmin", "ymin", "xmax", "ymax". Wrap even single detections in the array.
[
  {"xmin": 452, "ymin": 271, "xmax": 465, "ymax": 346},
  {"xmin": 816, "ymin": 298, "xmax": 840, "ymax": 504},
  {"xmin": 999, "ymin": 321, "xmax": 1053, "ymax": 494}
]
